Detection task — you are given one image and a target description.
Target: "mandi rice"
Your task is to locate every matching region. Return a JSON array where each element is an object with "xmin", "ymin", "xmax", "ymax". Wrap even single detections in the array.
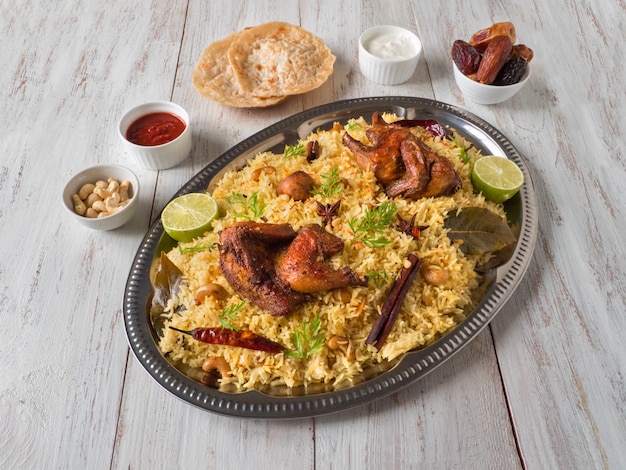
[{"xmin": 157, "ymin": 113, "xmax": 506, "ymax": 391}]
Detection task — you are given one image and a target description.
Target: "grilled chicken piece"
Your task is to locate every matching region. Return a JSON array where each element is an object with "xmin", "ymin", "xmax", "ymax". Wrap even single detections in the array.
[
  {"xmin": 219, "ymin": 222, "xmax": 310, "ymax": 316},
  {"xmin": 275, "ymin": 224, "xmax": 367, "ymax": 293},
  {"xmin": 219, "ymin": 222, "xmax": 366, "ymax": 316},
  {"xmin": 342, "ymin": 113, "xmax": 460, "ymax": 199},
  {"xmin": 385, "ymin": 137, "xmax": 461, "ymax": 199}
]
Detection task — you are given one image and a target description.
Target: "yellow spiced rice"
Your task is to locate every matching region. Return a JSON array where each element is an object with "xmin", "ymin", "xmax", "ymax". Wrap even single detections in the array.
[{"xmin": 157, "ymin": 114, "xmax": 505, "ymax": 391}]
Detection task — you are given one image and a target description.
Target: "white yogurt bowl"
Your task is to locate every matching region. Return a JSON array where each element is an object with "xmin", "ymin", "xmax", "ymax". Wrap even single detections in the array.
[
  {"xmin": 118, "ymin": 101, "xmax": 192, "ymax": 170},
  {"xmin": 359, "ymin": 25, "xmax": 422, "ymax": 85},
  {"xmin": 453, "ymin": 61, "xmax": 531, "ymax": 105},
  {"xmin": 62, "ymin": 164, "xmax": 140, "ymax": 231}
]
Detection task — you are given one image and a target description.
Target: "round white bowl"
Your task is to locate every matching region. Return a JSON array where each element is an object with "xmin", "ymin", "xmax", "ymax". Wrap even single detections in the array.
[
  {"xmin": 453, "ymin": 61, "xmax": 531, "ymax": 105},
  {"xmin": 359, "ymin": 25, "xmax": 422, "ymax": 85},
  {"xmin": 118, "ymin": 101, "xmax": 192, "ymax": 170},
  {"xmin": 62, "ymin": 164, "xmax": 140, "ymax": 230}
]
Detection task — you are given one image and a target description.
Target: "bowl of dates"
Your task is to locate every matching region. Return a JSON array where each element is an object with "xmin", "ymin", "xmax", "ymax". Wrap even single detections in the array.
[{"xmin": 451, "ymin": 22, "xmax": 533, "ymax": 104}]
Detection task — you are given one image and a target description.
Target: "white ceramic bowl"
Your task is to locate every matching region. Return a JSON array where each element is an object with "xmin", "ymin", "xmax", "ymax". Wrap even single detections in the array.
[
  {"xmin": 359, "ymin": 25, "xmax": 422, "ymax": 85},
  {"xmin": 453, "ymin": 62, "xmax": 531, "ymax": 105},
  {"xmin": 62, "ymin": 164, "xmax": 140, "ymax": 230},
  {"xmin": 118, "ymin": 101, "xmax": 192, "ymax": 170}
]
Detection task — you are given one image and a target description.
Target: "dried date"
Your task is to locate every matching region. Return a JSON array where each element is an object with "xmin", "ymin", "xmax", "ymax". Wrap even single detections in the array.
[
  {"xmin": 451, "ymin": 40, "xmax": 482, "ymax": 75},
  {"xmin": 493, "ymin": 56, "xmax": 528, "ymax": 85}
]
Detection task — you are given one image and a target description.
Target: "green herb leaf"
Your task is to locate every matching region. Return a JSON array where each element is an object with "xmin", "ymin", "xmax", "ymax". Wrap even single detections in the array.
[
  {"xmin": 219, "ymin": 300, "xmax": 246, "ymax": 330},
  {"xmin": 346, "ymin": 120, "xmax": 362, "ymax": 131},
  {"xmin": 367, "ymin": 270, "xmax": 390, "ymax": 289},
  {"xmin": 227, "ymin": 191, "xmax": 266, "ymax": 220},
  {"xmin": 283, "ymin": 143, "xmax": 306, "ymax": 159},
  {"xmin": 311, "ymin": 166, "xmax": 343, "ymax": 200},
  {"xmin": 450, "ymin": 136, "xmax": 469, "ymax": 163},
  {"xmin": 285, "ymin": 313, "xmax": 325, "ymax": 359},
  {"xmin": 178, "ymin": 242, "xmax": 217, "ymax": 255},
  {"xmin": 348, "ymin": 201, "xmax": 397, "ymax": 248}
]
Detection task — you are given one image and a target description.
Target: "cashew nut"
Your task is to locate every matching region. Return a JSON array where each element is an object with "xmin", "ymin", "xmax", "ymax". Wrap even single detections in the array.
[
  {"xmin": 78, "ymin": 183, "xmax": 96, "ymax": 200},
  {"xmin": 328, "ymin": 336, "xmax": 355, "ymax": 361},
  {"xmin": 251, "ymin": 166, "xmax": 276, "ymax": 182},
  {"xmin": 202, "ymin": 356, "xmax": 231, "ymax": 377},
  {"xmin": 91, "ymin": 200, "xmax": 107, "ymax": 213},
  {"xmin": 85, "ymin": 208, "xmax": 99, "ymax": 218},
  {"xmin": 72, "ymin": 194, "xmax": 87, "ymax": 216},
  {"xmin": 119, "ymin": 180, "xmax": 131, "ymax": 201},
  {"xmin": 94, "ymin": 179, "xmax": 119, "ymax": 199},
  {"xmin": 85, "ymin": 192, "xmax": 102, "ymax": 208},
  {"xmin": 420, "ymin": 262, "xmax": 450, "ymax": 286}
]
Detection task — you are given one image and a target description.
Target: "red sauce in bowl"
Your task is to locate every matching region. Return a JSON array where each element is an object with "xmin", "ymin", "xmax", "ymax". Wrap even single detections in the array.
[{"xmin": 126, "ymin": 112, "xmax": 186, "ymax": 146}]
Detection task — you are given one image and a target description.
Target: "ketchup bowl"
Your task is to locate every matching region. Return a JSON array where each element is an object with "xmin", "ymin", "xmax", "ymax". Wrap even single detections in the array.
[{"xmin": 118, "ymin": 101, "xmax": 192, "ymax": 170}]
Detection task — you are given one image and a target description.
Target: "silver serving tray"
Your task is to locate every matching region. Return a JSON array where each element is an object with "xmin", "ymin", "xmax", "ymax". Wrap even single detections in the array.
[{"xmin": 123, "ymin": 97, "xmax": 537, "ymax": 418}]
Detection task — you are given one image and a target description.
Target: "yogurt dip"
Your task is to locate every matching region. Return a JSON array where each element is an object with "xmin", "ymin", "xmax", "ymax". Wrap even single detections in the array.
[{"xmin": 364, "ymin": 33, "xmax": 419, "ymax": 60}]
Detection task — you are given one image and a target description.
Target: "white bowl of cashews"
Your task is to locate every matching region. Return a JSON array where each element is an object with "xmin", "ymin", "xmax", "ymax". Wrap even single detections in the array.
[{"xmin": 62, "ymin": 164, "xmax": 140, "ymax": 230}]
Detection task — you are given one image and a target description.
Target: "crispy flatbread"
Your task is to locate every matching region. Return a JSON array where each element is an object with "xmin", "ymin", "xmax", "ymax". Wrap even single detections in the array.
[
  {"xmin": 192, "ymin": 32, "xmax": 286, "ymax": 108},
  {"xmin": 192, "ymin": 22, "xmax": 335, "ymax": 107},
  {"xmin": 228, "ymin": 22, "xmax": 336, "ymax": 98}
]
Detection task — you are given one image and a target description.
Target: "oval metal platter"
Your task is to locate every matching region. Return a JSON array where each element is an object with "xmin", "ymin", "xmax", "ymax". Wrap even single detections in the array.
[{"xmin": 123, "ymin": 96, "xmax": 538, "ymax": 419}]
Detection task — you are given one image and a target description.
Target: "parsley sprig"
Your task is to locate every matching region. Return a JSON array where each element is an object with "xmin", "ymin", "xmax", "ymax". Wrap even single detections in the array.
[
  {"xmin": 283, "ymin": 143, "xmax": 306, "ymax": 159},
  {"xmin": 285, "ymin": 313, "xmax": 325, "ymax": 359},
  {"xmin": 311, "ymin": 166, "xmax": 343, "ymax": 200},
  {"xmin": 227, "ymin": 191, "xmax": 266, "ymax": 220},
  {"xmin": 219, "ymin": 300, "xmax": 246, "ymax": 330},
  {"xmin": 348, "ymin": 201, "xmax": 397, "ymax": 248}
]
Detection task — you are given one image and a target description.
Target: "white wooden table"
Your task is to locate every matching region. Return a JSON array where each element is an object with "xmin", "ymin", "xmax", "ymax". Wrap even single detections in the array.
[{"xmin": 2, "ymin": 1, "xmax": 625, "ymax": 468}]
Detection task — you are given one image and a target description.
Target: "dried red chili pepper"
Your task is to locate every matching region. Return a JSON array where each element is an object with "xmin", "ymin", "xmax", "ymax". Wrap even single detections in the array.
[
  {"xmin": 170, "ymin": 326, "xmax": 284, "ymax": 353},
  {"xmin": 393, "ymin": 119, "xmax": 451, "ymax": 138}
]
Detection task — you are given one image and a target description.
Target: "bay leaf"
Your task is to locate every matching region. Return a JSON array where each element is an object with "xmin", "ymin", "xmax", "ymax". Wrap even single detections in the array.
[
  {"xmin": 444, "ymin": 207, "xmax": 516, "ymax": 256},
  {"xmin": 150, "ymin": 251, "xmax": 184, "ymax": 335}
]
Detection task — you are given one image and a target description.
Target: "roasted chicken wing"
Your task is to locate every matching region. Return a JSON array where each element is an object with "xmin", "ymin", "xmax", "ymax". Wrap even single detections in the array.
[
  {"xmin": 219, "ymin": 222, "xmax": 366, "ymax": 316},
  {"xmin": 343, "ymin": 113, "xmax": 461, "ymax": 199}
]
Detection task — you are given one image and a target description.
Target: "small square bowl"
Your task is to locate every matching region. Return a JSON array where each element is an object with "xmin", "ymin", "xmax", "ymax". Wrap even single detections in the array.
[
  {"xmin": 62, "ymin": 164, "xmax": 140, "ymax": 230},
  {"xmin": 453, "ymin": 61, "xmax": 531, "ymax": 105},
  {"xmin": 359, "ymin": 25, "xmax": 422, "ymax": 85},
  {"xmin": 118, "ymin": 101, "xmax": 192, "ymax": 170}
]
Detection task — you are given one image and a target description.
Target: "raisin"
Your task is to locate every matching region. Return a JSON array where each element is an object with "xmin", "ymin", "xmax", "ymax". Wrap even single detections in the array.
[
  {"xmin": 493, "ymin": 56, "xmax": 528, "ymax": 86},
  {"xmin": 451, "ymin": 40, "xmax": 482, "ymax": 75}
]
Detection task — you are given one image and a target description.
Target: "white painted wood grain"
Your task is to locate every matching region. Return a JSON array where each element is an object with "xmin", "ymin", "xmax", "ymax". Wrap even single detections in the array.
[{"xmin": 1, "ymin": 0, "xmax": 625, "ymax": 468}]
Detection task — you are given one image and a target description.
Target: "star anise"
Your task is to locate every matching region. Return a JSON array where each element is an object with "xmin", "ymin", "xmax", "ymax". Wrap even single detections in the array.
[
  {"xmin": 317, "ymin": 200, "xmax": 341, "ymax": 226},
  {"xmin": 396, "ymin": 214, "xmax": 428, "ymax": 240}
]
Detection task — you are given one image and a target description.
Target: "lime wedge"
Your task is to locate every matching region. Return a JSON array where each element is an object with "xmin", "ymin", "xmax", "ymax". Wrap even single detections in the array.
[
  {"xmin": 471, "ymin": 156, "xmax": 524, "ymax": 203},
  {"xmin": 161, "ymin": 193, "xmax": 219, "ymax": 242}
]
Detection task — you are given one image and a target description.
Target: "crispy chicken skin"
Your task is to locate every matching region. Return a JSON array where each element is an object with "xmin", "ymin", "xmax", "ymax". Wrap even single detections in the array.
[
  {"xmin": 219, "ymin": 222, "xmax": 366, "ymax": 316},
  {"xmin": 342, "ymin": 113, "xmax": 460, "ymax": 199},
  {"xmin": 275, "ymin": 224, "xmax": 368, "ymax": 293}
]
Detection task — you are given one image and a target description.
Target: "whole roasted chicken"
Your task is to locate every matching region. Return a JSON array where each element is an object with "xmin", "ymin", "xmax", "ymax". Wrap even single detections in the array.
[
  {"xmin": 219, "ymin": 222, "xmax": 367, "ymax": 316},
  {"xmin": 342, "ymin": 113, "xmax": 461, "ymax": 199}
]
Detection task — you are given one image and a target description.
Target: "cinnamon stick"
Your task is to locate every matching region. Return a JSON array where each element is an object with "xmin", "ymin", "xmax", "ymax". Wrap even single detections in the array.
[{"xmin": 366, "ymin": 254, "xmax": 421, "ymax": 348}]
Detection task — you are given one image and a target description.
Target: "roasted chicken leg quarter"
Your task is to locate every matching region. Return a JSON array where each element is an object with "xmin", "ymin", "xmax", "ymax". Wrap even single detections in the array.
[
  {"xmin": 275, "ymin": 224, "xmax": 368, "ymax": 293},
  {"xmin": 218, "ymin": 222, "xmax": 310, "ymax": 316},
  {"xmin": 219, "ymin": 222, "xmax": 367, "ymax": 316}
]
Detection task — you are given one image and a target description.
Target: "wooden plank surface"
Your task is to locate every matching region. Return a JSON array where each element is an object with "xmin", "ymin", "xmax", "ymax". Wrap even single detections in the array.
[{"xmin": 1, "ymin": 0, "xmax": 625, "ymax": 468}]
